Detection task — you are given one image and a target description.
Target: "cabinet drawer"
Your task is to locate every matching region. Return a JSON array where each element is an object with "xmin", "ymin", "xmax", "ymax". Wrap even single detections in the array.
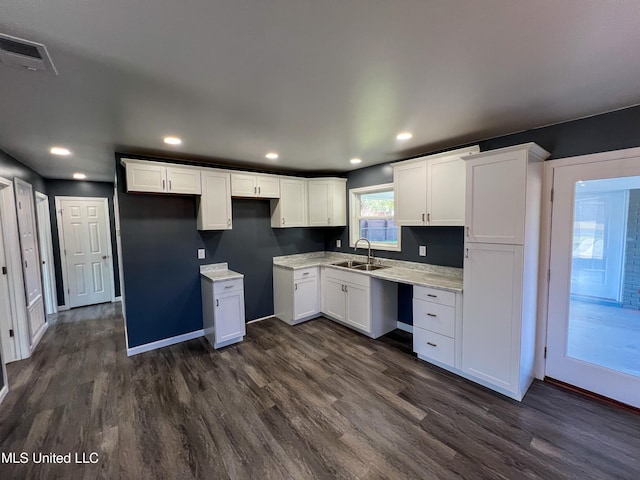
[
  {"xmin": 413, "ymin": 285, "xmax": 455, "ymax": 307},
  {"xmin": 213, "ymin": 278, "xmax": 243, "ymax": 295},
  {"xmin": 413, "ymin": 299, "xmax": 455, "ymax": 338},
  {"xmin": 294, "ymin": 267, "xmax": 317, "ymax": 281},
  {"xmin": 413, "ymin": 328, "xmax": 455, "ymax": 367}
]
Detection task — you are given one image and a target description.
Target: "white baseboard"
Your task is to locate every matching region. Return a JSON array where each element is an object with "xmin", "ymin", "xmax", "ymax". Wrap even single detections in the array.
[
  {"xmin": 247, "ymin": 315, "xmax": 274, "ymax": 324},
  {"xmin": 113, "ymin": 296, "xmax": 122, "ymax": 303},
  {"xmin": 0, "ymin": 385, "xmax": 8, "ymax": 405},
  {"xmin": 126, "ymin": 329, "xmax": 204, "ymax": 356},
  {"xmin": 57, "ymin": 304, "xmax": 70, "ymax": 312},
  {"xmin": 29, "ymin": 322, "xmax": 49, "ymax": 354},
  {"xmin": 396, "ymin": 321, "xmax": 413, "ymax": 333}
]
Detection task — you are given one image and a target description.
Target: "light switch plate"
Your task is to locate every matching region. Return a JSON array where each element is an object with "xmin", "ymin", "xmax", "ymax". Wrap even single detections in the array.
[
  {"xmin": 336, "ymin": 240, "xmax": 342, "ymax": 248},
  {"xmin": 419, "ymin": 245, "xmax": 427, "ymax": 256},
  {"xmin": 197, "ymin": 248, "xmax": 206, "ymax": 259}
]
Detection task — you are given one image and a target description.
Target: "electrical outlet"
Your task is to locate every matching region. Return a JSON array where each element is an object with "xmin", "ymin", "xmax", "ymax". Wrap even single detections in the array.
[
  {"xmin": 197, "ymin": 248, "xmax": 206, "ymax": 259},
  {"xmin": 419, "ymin": 245, "xmax": 427, "ymax": 256},
  {"xmin": 336, "ymin": 239, "xmax": 341, "ymax": 248}
]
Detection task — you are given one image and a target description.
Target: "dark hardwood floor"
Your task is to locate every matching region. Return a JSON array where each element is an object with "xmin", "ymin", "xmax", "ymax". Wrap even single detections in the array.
[{"xmin": 1, "ymin": 303, "xmax": 639, "ymax": 479}]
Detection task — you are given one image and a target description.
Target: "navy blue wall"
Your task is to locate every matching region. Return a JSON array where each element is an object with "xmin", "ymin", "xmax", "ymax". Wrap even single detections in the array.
[
  {"xmin": 116, "ymin": 159, "xmax": 326, "ymax": 348},
  {"xmin": 45, "ymin": 180, "xmax": 121, "ymax": 306}
]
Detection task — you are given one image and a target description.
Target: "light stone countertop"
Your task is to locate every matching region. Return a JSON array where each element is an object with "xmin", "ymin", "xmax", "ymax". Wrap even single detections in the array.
[
  {"xmin": 200, "ymin": 263, "xmax": 244, "ymax": 282},
  {"xmin": 273, "ymin": 252, "xmax": 463, "ymax": 292}
]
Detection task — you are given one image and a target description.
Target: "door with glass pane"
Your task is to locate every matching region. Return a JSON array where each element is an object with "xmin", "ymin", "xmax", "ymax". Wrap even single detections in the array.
[{"xmin": 547, "ymin": 157, "xmax": 640, "ymax": 408}]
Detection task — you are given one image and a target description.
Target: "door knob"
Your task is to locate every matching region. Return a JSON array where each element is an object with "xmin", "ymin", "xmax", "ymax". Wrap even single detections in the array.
[{"xmin": 102, "ymin": 255, "xmax": 107, "ymax": 259}]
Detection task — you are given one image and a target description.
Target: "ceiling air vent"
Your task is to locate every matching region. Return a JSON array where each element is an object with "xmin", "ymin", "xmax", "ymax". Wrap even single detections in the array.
[{"xmin": 0, "ymin": 33, "xmax": 58, "ymax": 75}]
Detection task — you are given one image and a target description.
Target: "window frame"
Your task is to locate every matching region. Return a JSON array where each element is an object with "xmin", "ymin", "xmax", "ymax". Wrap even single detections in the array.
[{"xmin": 349, "ymin": 183, "xmax": 401, "ymax": 252}]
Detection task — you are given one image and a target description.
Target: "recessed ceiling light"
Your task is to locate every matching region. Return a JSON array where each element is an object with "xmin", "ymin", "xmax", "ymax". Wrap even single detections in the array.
[
  {"xmin": 50, "ymin": 147, "xmax": 71, "ymax": 156},
  {"xmin": 163, "ymin": 136, "xmax": 182, "ymax": 145},
  {"xmin": 73, "ymin": 173, "xmax": 87, "ymax": 180},
  {"xmin": 396, "ymin": 132, "xmax": 413, "ymax": 140},
  {"xmin": 266, "ymin": 152, "xmax": 279, "ymax": 160},
  {"xmin": 350, "ymin": 158, "xmax": 362, "ymax": 164}
]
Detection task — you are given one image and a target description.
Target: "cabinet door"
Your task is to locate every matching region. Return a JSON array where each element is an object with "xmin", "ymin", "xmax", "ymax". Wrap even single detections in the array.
[
  {"xmin": 462, "ymin": 243, "xmax": 523, "ymax": 394},
  {"xmin": 393, "ymin": 161, "xmax": 427, "ymax": 226},
  {"xmin": 466, "ymin": 151, "xmax": 527, "ymax": 244},
  {"xmin": 307, "ymin": 181, "xmax": 331, "ymax": 226},
  {"xmin": 323, "ymin": 277, "xmax": 346, "ymax": 322},
  {"xmin": 256, "ymin": 175, "xmax": 281, "ymax": 198},
  {"xmin": 215, "ymin": 290, "xmax": 246, "ymax": 343},
  {"xmin": 126, "ymin": 163, "xmax": 167, "ymax": 193},
  {"xmin": 166, "ymin": 167, "xmax": 201, "ymax": 195},
  {"xmin": 294, "ymin": 276, "xmax": 319, "ymax": 321},
  {"xmin": 279, "ymin": 178, "xmax": 307, "ymax": 227},
  {"xmin": 330, "ymin": 180, "xmax": 347, "ymax": 226},
  {"xmin": 198, "ymin": 171, "xmax": 232, "ymax": 230},
  {"xmin": 345, "ymin": 282, "xmax": 371, "ymax": 333},
  {"xmin": 427, "ymin": 156, "xmax": 466, "ymax": 226},
  {"xmin": 231, "ymin": 173, "xmax": 257, "ymax": 197}
]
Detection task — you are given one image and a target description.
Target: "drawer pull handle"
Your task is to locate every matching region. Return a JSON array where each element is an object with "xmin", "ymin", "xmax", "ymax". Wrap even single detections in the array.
[
  {"xmin": 302, "ymin": 272, "xmax": 309, "ymax": 276},
  {"xmin": 225, "ymin": 285, "xmax": 234, "ymax": 289},
  {"xmin": 427, "ymin": 294, "xmax": 438, "ymax": 298},
  {"xmin": 426, "ymin": 313, "xmax": 437, "ymax": 317},
  {"xmin": 427, "ymin": 342, "xmax": 437, "ymax": 347}
]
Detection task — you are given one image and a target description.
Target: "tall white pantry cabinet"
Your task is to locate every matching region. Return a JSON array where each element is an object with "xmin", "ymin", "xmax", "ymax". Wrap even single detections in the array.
[{"xmin": 462, "ymin": 143, "xmax": 550, "ymax": 401}]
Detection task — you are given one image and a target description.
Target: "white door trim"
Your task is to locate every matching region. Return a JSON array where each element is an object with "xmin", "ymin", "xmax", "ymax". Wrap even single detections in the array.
[
  {"xmin": 538, "ymin": 146, "xmax": 640, "ymax": 380},
  {"xmin": 0, "ymin": 176, "xmax": 30, "ymax": 360},
  {"xmin": 35, "ymin": 191, "xmax": 58, "ymax": 314},
  {"xmin": 55, "ymin": 196, "xmax": 116, "ymax": 309}
]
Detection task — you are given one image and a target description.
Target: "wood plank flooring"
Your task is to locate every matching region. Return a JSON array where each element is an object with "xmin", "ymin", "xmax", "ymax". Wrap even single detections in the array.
[{"xmin": 1, "ymin": 303, "xmax": 639, "ymax": 479}]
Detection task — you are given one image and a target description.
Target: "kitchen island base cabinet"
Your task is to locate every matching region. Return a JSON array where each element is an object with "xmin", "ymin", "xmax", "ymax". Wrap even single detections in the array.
[
  {"xmin": 202, "ymin": 278, "xmax": 246, "ymax": 349},
  {"xmin": 321, "ymin": 267, "xmax": 397, "ymax": 338},
  {"xmin": 273, "ymin": 266, "xmax": 320, "ymax": 325}
]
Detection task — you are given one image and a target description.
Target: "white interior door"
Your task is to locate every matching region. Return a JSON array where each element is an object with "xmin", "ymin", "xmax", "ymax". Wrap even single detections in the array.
[
  {"xmin": 546, "ymin": 157, "xmax": 640, "ymax": 408},
  {"xmin": 0, "ymin": 209, "xmax": 17, "ymax": 362},
  {"xmin": 58, "ymin": 198, "xmax": 113, "ymax": 308},
  {"xmin": 15, "ymin": 179, "xmax": 42, "ymax": 308},
  {"xmin": 35, "ymin": 192, "xmax": 57, "ymax": 314}
]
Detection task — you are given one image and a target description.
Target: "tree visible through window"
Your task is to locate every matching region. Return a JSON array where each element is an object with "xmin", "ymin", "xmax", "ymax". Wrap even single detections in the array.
[{"xmin": 350, "ymin": 184, "xmax": 401, "ymax": 251}]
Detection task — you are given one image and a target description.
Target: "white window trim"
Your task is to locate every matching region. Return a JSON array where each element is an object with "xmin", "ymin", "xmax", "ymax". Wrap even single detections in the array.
[{"xmin": 349, "ymin": 183, "xmax": 401, "ymax": 252}]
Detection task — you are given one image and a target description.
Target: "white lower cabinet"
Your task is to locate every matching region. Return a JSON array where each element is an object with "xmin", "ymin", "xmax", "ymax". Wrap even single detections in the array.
[
  {"xmin": 201, "ymin": 277, "xmax": 246, "ymax": 349},
  {"xmin": 412, "ymin": 285, "xmax": 463, "ymax": 370},
  {"xmin": 321, "ymin": 267, "xmax": 396, "ymax": 338},
  {"xmin": 273, "ymin": 266, "xmax": 320, "ymax": 325}
]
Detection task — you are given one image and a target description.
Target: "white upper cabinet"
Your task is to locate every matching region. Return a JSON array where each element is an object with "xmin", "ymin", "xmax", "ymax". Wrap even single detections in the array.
[
  {"xmin": 197, "ymin": 170, "xmax": 232, "ymax": 230},
  {"xmin": 394, "ymin": 160, "xmax": 427, "ymax": 226},
  {"xmin": 464, "ymin": 143, "xmax": 549, "ymax": 245},
  {"xmin": 393, "ymin": 146, "xmax": 479, "ymax": 226},
  {"xmin": 231, "ymin": 172, "xmax": 281, "ymax": 198},
  {"xmin": 427, "ymin": 155, "xmax": 467, "ymax": 226},
  {"xmin": 123, "ymin": 159, "xmax": 201, "ymax": 195},
  {"xmin": 166, "ymin": 166, "xmax": 202, "ymax": 195},
  {"xmin": 271, "ymin": 177, "xmax": 308, "ymax": 227},
  {"xmin": 125, "ymin": 161, "xmax": 167, "ymax": 193},
  {"xmin": 307, "ymin": 178, "xmax": 347, "ymax": 227}
]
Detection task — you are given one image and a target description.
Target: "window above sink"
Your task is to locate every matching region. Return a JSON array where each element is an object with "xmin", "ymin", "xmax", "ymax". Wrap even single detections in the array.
[{"xmin": 349, "ymin": 183, "xmax": 401, "ymax": 252}]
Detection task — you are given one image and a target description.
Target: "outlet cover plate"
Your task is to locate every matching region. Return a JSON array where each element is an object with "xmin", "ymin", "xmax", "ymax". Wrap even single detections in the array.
[
  {"xmin": 419, "ymin": 245, "xmax": 427, "ymax": 256},
  {"xmin": 198, "ymin": 248, "xmax": 206, "ymax": 259}
]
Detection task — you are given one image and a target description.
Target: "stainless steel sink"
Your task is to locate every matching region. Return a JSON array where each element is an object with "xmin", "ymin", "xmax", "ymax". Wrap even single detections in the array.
[
  {"xmin": 352, "ymin": 264, "xmax": 389, "ymax": 271},
  {"xmin": 332, "ymin": 260, "xmax": 366, "ymax": 268}
]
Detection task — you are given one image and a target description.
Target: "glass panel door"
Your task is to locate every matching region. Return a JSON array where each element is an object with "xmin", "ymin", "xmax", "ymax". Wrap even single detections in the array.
[{"xmin": 546, "ymin": 159, "xmax": 640, "ymax": 408}]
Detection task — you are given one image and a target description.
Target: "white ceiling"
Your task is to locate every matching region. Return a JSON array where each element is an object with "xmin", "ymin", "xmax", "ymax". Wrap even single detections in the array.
[{"xmin": 1, "ymin": 1, "xmax": 640, "ymax": 182}]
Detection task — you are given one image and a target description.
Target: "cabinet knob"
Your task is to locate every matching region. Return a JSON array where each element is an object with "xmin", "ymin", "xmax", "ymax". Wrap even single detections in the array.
[
  {"xmin": 466, "ymin": 226, "xmax": 470, "ymax": 237},
  {"xmin": 169, "ymin": 180, "xmax": 172, "ymax": 191},
  {"xmin": 427, "ymin": 342, "xmax": 437, "ymax": 347},
  {"xmin": 465, "ymin": 248, "xmax": 469, "ymax": 258},
  {"xmin": 295, "ymin": 283, "xmax": 297, "ymax": 290},
  {"xmin": 426, "ymin": 313, "xmax": 437, "ymax": 317},
  {"xmin": 427, "ymin": 213, "xmax": 430, "ymax": 222},
  {"xmin": 427, "ymin": 294, "xmax": 438, "ymax": 298},
  {"xmin": 258, "ymin": 186, "xmax": 261, "ymax": 194},
  {"xmin": 422, "ymin": 213, "xmax": 425, "ymax": 223},
  {"xmin": 216, "ymin": 299, "xmax": 219, "ymax": 307},
  {"xmin": 162, "ymin": 179, "xmax": 166, "ymax": 191}
]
